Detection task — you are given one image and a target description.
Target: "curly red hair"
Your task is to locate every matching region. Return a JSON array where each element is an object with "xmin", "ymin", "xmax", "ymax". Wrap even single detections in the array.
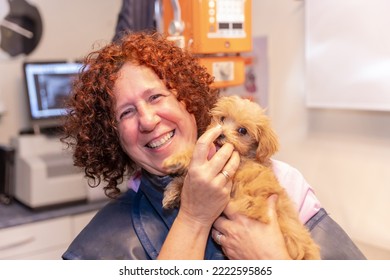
[{"xmin": 61, "ymin": 32, "xmax": 219, "ymax": 198}]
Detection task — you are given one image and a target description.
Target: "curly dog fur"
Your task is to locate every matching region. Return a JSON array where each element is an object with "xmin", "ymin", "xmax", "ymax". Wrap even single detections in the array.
[{"xmin": 162, "ymin": 95, "xmax": 321, "ymax": 260}]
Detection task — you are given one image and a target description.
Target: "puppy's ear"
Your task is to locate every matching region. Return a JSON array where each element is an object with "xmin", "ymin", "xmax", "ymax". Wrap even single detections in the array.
[{"xmin": 256, "ymin": 121, "xmax": 279, "ymax": 163}]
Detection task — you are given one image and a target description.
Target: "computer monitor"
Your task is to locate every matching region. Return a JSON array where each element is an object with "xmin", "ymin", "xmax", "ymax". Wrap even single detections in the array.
[{"xmin": 22, "ymin": 61, "xmax": 83, "ymax": 133}]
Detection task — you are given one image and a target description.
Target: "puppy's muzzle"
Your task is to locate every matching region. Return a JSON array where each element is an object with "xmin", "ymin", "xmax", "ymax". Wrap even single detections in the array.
[
  {"xmin": 214, "ymin": 134, "xmax": 226, "ymax": 150},
  {"xmin": 217, "ymin": 134, "xmax": 225, "ymax": 141}
]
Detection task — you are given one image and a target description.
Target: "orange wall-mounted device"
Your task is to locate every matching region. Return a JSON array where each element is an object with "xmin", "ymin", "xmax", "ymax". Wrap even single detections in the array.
[{"xmin": 156, "ymin": 0, "xmax": 252, "ymax": 88}]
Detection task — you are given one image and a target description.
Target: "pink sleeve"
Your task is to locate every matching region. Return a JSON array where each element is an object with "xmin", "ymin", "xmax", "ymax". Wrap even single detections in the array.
[{"xmin": 271, "ymin": 159, "xmax": 322, "ymax": 224}]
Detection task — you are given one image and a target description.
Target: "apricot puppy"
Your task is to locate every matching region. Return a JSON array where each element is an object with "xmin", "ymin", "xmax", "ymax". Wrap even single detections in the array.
[{"xmin": 163, "ymin": 95, "xmax": 321, "ymax": 260}]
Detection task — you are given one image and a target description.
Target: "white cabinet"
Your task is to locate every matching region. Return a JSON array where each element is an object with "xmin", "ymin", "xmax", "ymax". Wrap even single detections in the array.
[
  {"xmin": 0, "ymin": 211, "xmax": 96, "ymax": 260},
  {"xmin": 0, "ymin": 216, "xmax": 72, "ymax": 260}
]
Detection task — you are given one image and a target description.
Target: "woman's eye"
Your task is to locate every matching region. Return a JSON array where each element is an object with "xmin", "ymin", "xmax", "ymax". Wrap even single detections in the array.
[
  {"xmin": 149, "ymin": 94, "xmax": 163, "ymax": 102},
  {"xmin": 119, "ymin": 107, "xmax": 136, "ymax": 119},
  {"xmin": 238, "ymin": 127, "xmax": 247, "ymax": 135}
]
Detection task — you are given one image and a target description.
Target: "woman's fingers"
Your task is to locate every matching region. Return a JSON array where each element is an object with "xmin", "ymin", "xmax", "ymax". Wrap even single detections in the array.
[
  {"xmin": 191, "ymin": 125, "xmax": 238, "ymax": 179},
  {"xmin": 192, "ymin": 125, "xmax": 222, "ymax": 162}
]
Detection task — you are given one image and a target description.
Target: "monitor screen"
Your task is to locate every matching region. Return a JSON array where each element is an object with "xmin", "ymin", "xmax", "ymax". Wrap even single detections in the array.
[{"xmin": 23, "ymin": 61, "xmax": 83, "ymax": 127}]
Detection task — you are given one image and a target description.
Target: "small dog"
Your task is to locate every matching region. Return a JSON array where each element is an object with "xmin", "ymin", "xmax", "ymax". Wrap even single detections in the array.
[{"xmin": 162, "ymin": 95, "xmax": 321, "ymax": 260}]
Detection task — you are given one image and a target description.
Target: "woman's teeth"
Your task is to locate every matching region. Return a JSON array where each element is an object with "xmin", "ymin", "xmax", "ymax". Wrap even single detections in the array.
[{"xmin": 147, "ymin": 131, "xmax": 174, "ymax": 149}]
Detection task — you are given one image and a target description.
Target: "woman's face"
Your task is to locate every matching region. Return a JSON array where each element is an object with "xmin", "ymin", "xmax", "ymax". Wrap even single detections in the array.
[{"xmin": 114, "ymin": 62, "xmax": 197, "ymax": 176}]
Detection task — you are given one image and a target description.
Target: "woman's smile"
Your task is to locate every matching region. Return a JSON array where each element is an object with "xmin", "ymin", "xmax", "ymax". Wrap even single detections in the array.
[{"xmin": 146, "ymin": 130, "xmax": 175, "ymax": 149}]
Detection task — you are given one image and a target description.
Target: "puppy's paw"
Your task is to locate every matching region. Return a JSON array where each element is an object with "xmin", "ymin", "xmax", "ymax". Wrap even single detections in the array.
[
  {"xmin": 162, "ymin": 180, "xmax": 183, "ymax": 209},
  {"xmin": 163, "ymin": 160, "xmax": 186, "ymax": 175},
  {"xmin": 162, "ymin": 152, "xmax": 191, "ymax": 175},
  {"xmin": 162, "ymin": 195, "xmax": 180, "ymax": 209}
]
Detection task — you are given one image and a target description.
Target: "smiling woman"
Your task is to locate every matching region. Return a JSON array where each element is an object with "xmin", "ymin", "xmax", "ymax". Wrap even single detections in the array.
[
  {"xmin": 60, "ymin": 31, "xmax": 366, "ymax": 261},
  {"xmin": 61, "ymin": 31, "xmax": 218, "ymax": 198}
]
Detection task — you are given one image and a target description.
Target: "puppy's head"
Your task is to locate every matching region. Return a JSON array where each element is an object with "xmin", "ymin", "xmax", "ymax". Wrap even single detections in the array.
[{"xmin": 208, "ymin": 95, "xmax": 279, "ymax": 163}]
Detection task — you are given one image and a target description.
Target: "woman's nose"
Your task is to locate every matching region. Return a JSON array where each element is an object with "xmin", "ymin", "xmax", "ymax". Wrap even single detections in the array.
[{"xmin": 138, "ymin": 105, "xmax": 160, "ymax": 132}]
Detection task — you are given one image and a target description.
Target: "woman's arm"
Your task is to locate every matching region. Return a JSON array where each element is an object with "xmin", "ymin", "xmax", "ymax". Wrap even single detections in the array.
[
  {"xmin": 306, "ymin": 208, "xmax": 366, "ymax": 260},
  {"xmin": 272, "ymin": 160, "xmax": 366, "ymax": 259},
  {"xmin": 212, "ymin": 201, "xmax": 366, "ymax": 260},
  {"xmin": 212, "ymin": 159, "xmax": 366, "ymax": 260}
]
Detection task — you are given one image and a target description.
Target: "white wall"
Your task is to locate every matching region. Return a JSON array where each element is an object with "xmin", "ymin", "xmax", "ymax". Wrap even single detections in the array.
[
  {"xmin": 0, "ymin": 0, "xmax": 121, "ymax": 144},
  {"xmin": 252, "ymin": 0, "xmax": 390, "ymax": 252}
]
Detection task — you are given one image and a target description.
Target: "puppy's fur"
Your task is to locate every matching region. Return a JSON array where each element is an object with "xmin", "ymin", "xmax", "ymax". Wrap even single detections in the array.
[{"xmin": 162, "ymin": 95, "xmax": 320, "ymax": 260}]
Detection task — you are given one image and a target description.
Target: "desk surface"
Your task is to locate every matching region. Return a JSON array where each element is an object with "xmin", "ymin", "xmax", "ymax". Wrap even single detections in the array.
[{"xmin": 0, "ymin": 199, "xmax": 108, "ymax": 229}]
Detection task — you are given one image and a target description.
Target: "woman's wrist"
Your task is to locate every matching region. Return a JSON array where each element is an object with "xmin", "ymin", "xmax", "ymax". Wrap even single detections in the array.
[
  {"xmin": 175, "ymin": 208, "xmax": 214, "ymax": 232},
  {"xmin": 158, "ymin": 209, "xmax": 212, "ymax": 260}
]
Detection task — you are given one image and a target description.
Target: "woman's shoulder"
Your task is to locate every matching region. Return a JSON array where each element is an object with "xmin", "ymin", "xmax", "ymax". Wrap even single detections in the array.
[
  {"xmin": 271, "ymin": 159, "xmax": 322, "ymax": 224},
  {"xmin": 92, "ymin": 189, "xmax": 137, "ymax": 220},
  {"xmin": 271, "ymin": 159, "xmax": 308, "ymax": 191},
  {"xmin": 62, "ymin": 189, "xmax": 148, "ymax": 260}
]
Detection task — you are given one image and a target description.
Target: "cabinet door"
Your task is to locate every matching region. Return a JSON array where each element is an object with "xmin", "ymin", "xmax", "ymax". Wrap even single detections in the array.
[
  {"xmin": 7, "ymin": 246, "xmax": 67, "ymax": 260},
  {"xmin": 0, "ymin": 216, "xmax": 72, "ymax": 259}
]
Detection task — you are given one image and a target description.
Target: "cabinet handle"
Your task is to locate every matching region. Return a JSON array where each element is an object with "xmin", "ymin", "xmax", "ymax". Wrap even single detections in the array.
[{"xmin": 0, "ymin": 236, "xmax": 35, "ymax": 251}]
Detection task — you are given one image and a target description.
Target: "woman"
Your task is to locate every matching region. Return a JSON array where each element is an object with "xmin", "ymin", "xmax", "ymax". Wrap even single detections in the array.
[{"xmin": 61, "ymin": 32, "xmax": 365, "ymax": 260}]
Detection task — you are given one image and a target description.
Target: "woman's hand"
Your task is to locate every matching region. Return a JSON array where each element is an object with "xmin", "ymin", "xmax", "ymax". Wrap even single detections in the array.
[
  {"xmin": 178, "ymin": 125, "xmax": 240, "ymax": 228},
  {"xmin": 159, "ymin": 125, "xmax": 240, "ymax": 259},
  {"xmin": 212, "ymin": 195, "xmax": 292, "ymax": 260}
]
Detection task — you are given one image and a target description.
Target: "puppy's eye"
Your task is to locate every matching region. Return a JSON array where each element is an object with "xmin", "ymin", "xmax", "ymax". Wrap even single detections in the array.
[
  {"xmin": 220, "ymin": 116, "xmax": 225, "ymax": 123},
  {"xmin": 238, "ymin": 127, "xmax": 247, "ymax": 135}
]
